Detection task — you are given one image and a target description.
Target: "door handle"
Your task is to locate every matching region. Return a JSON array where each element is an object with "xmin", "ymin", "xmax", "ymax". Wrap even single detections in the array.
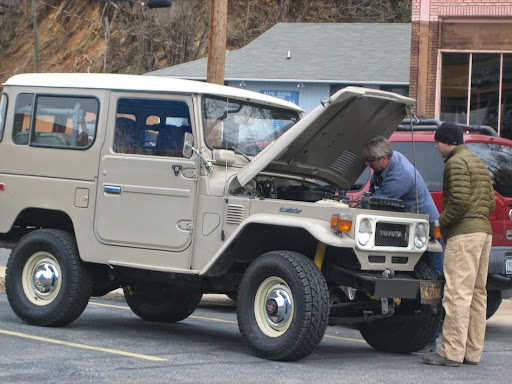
[{"xmin": 104, "ymin": 185, "xmax": 121, "ymax": 194}]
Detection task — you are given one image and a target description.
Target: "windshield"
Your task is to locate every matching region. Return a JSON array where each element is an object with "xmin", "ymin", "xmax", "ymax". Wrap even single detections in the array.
[{"xmin": 202, "ymin": 96, "xmax": 300, "ymax": 156}]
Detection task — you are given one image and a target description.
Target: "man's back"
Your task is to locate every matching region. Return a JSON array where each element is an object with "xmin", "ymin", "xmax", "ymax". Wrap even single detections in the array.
[{"xmin": 441, "ymin": 144, "xmax": 495, "ymax": 240}]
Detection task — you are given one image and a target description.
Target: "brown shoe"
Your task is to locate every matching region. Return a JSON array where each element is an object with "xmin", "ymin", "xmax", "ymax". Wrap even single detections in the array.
[
  {"xmin": 463, "ymin": 359, "xmax": 478, "ymax": 365},
  {"xmin": 422, "ymin": 352, "xmax": 460, "ymax": 367}
]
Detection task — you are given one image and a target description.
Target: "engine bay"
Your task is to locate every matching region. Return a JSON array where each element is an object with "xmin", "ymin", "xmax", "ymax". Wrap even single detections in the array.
[{"xmin": 229, "ymin": 174, "xmax": 406, "ymax": 212}]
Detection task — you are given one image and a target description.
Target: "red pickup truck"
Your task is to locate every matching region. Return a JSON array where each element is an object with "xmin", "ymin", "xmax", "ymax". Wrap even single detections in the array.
[{"xmin": 350, "ymin": 120, "xmax": 512, "ymax": 319}]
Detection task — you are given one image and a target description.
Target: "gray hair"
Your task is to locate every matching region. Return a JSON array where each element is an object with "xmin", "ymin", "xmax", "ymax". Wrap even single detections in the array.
[{"xmin": 362, "ymin": 136, "xmax": 393, "ymax": 160}]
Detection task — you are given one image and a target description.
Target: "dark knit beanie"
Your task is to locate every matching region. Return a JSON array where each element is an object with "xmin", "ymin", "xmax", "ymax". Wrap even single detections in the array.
[{"xmin": 435, "ymin": 122, "xmax": 464, "ymax": 145}]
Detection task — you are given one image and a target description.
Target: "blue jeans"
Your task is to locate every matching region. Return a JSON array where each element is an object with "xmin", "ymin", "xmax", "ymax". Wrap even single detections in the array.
[
  {"xmin": 425, "ymin": 239, "xmax": 445, "ymax": 280},
  {"xmin": 426, "ymin": 239, "xmax": 445, "ymax": 341}
]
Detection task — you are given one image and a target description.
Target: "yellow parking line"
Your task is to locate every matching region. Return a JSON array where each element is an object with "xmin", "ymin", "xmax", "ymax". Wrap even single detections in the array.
[
  {"xmin": 189, "ymin": 315, "xmax": 237, "ymax": 324},
  {"xmin": 88, "ymin": 301, "xmax": 238, "ymax": 324},
  {"xmin": 0, "ymin": 329, "xmax": 167, "ymax": 361},
  {"xmin": 324, "ymin": 334, "xmax": 366, "ymax": 343},
  {"xmin": 88, "ymin": 301, "xmax": 365, "ymax": 342},
  {"xmin": 89, "ymin": 302, "xmax": 129, "ymax": 310}
]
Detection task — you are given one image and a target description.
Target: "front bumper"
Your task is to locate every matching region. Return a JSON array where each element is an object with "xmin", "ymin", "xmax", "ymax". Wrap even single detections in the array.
[{"xmin": 327, "ymin": 265, "xmax": 443, "ymax": 302}]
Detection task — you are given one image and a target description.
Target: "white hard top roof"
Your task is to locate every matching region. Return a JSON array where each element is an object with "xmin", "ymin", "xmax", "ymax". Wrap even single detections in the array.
[{"xmin": 3, "ymin": 73, "xmax": 303, "ymax": 112}]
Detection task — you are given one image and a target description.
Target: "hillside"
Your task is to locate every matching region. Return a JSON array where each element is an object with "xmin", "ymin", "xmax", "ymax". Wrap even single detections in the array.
[{"xmin": 0, "ymin": 0, "xmax": 411, "ymax": 85}]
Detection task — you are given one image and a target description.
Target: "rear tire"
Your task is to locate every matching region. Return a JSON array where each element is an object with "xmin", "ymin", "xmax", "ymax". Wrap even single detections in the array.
[
  {"xmin": 237, "ymin": 251, "xmax": 329, "ymax": 361},
  {"xmin": 124, "ymin": 284, "xmax": 203, "ymax": 323},
  {"xmin": 5, "ymin": 229, "xmax": 92, "ymax": 326},
  {"xmin": 359, "ymin": 261, "xmax": 442, "ymax": 353},
  {"xmin": 486, "ymin": 290, "xmax": 502, "ymax": 320}
]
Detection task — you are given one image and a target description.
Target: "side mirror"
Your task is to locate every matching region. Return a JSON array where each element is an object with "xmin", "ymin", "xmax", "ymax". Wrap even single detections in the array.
[{"xmin": 183, "ymin": 132, "xmax": 194, "ymax": 159}]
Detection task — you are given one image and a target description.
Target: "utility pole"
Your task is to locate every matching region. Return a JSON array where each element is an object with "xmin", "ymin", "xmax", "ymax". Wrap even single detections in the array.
[
  {"xmin": 207, "ymin": 0, "xmax": 227, "ymax": 85},
  {"xmin": 31, "ymin": 0, "xmax": 39, "ymax": 72}
]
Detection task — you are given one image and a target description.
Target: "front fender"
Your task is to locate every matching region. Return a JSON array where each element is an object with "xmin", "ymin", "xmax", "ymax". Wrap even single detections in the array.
[{"xmin": 199, "ymin": 214, "xmax": 352, "ymax": 276}]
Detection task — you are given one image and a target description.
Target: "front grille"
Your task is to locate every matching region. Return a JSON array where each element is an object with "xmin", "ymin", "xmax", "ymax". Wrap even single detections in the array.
[
  {"xmin": 392, "ymin": 256, "xmax": 409, "ymax": 264},
  {"xmin": 375, "ymin": 222, "xmax": 409, "ymax": 247},
  {"xmin": 368, "ymin": 255, "xmax": 385, "ymax": 263}
]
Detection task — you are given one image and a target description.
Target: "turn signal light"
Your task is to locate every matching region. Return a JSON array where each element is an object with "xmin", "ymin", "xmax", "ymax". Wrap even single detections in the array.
[
  {"xmin": 433, "ymin": 221, "xmax": 442, "ymax": 239},
  {"xmin": 331, "ymin": 213, "xmax": 352, "ymax": 233}
]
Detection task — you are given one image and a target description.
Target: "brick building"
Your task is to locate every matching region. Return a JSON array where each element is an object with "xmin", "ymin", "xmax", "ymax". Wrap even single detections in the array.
[{"xmin": 410, "ymin": 0, "xmax": 512, "ymax": 139}]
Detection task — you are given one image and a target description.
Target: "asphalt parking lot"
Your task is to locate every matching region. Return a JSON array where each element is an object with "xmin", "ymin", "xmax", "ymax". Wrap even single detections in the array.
[{"xmin": 1, "ymin": 249, "xmax": 511, "ymax": 384}]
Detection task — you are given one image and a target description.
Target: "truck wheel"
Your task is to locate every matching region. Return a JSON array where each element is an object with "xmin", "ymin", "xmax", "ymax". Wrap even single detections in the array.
[
  {"xmin": 5, "ymin": 229, "xmax": 92, "ymax": 326},
  {"xmin": 123, "ymin": 285, "xmax": 203, "ymax": 323},
  {"xmin": 359, "ymin": 260, "xmax": 442, "ymax": 353},
  {"xmin": 237, "ymin": 251, "xmax": 329, "ymax": 361},
  {"xmin": 486, "ymin": 290, "xmax": 502, "ymax": 319}
]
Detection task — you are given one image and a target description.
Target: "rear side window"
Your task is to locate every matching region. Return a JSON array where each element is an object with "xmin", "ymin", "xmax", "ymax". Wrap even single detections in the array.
[
  {"xmin": 0, "ymin": 94, "xmax": 7, "ymax": 142},
  {"xmin": 467, "ymin": 142, "xmax": 512, "ymax": 197},
  {"xmin": 33, "ymin": 96, "xmax": 98, "ymax": 148},
  {"xmin": 13, "ymin": 94, "xmax": 98, "ymax": 149},
  {"xmin": 12, "ymin": 93, "xmax": 33, "ymax": 144}
]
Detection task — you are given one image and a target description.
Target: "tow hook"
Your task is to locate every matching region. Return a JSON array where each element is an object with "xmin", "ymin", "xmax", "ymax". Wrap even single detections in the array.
[{"xmin": 381, "ymin": 298, "xmax": 395, "ymax": 315}]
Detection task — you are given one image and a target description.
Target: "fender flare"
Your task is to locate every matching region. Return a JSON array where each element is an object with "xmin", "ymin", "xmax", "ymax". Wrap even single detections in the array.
[{"xmin": 199, "ymin": 214, "xmax": 352, "ymax": 276}]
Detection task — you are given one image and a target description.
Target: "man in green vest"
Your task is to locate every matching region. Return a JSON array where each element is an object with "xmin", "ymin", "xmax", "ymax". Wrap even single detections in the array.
[{"xmin": 423, "ymin": 122, "xmax": 495, "ymax": 367}]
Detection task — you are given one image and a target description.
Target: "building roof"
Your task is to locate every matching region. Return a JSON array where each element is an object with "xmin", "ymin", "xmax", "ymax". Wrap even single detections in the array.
[{"xmin": 146, "ymin": 23, "xmax": 411, "ymax": 84}]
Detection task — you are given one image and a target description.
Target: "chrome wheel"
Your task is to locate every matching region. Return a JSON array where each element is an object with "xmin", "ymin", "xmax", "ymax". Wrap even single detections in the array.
[
  {"xmin": 254, "ymin": 276, "xmax": 294, "ymax": 337},
  {"xmin": 21, "ymin": 251, "xmax": 62, "ymax": 306}
]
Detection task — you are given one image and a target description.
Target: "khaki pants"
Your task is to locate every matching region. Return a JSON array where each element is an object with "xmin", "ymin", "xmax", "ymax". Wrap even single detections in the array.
[{"xmin": 439, "ymin": 232, "xmax": 492, "ymax": 363}]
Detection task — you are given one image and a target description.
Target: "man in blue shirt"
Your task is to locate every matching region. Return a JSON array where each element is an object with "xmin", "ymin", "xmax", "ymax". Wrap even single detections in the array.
[
  {"xmin": 363, "ymin": 136, "xmax": 443, "ymax": 276},
  {"xmin": 363, "ymin": 136, "xmax": 443, "ymax": 353},
  {"xmin": 363, "ymin": 136, "xmax": 439, "ymax": 223}
]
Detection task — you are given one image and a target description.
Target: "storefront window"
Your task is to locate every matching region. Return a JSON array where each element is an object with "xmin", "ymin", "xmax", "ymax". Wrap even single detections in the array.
[
  {"xmin": 469, "ymin": 53, "xmax": 500, "ymax": 128},
  {"xmin": 440, "ymin": 52, "xmax": 512, "ymax": 139},
  {"xmin": 501, "ymin": 54, "xmax": 512, "ymax": 140},
  {"xmin": 440, "ymin": 54, "xmax": 469, "ymax": 124}
]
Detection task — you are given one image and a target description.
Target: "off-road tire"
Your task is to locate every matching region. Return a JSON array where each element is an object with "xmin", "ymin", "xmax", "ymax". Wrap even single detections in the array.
[
  {"xmin": 237, "ymin": 251, "xmax": 329, "ymax": 361},
  {"xmin": 359, "ymin": 260, "xmax": 442, "ymax": 353},
  {"xmin": 5, "ymin": 229, "xmax": 92, "ymax": 326},
  {"xmin": 123, "ymin": 285, "xmax": 203, "ymax": 323},
  {"xmin": 226, "ymin": 292, "xmax": 237, "ymax": 302},
  {"xmin": 486, "ymin": 290, "xmax": 502, "ymax": 320}
]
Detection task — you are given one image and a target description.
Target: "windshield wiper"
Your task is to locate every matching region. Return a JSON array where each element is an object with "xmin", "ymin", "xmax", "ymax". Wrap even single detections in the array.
[{"xmin": 228, "ymin": 146, "xmax": 252, "ymax": 162}]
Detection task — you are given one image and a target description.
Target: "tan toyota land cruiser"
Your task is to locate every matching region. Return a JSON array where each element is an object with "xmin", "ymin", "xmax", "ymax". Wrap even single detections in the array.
[{"xmin": 0, "ymin": 73, "xmax": 443, "ymax": 361}]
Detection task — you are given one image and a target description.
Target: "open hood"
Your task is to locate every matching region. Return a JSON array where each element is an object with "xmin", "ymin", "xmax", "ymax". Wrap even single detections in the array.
[{"xmin": 237, "ymin": 87, "xmax": 416, "ymax": 189}]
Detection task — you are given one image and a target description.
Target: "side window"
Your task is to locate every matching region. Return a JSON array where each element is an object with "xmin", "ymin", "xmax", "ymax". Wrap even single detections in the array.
[
  {"xmin": 0, "ymin": 94, "xmax": 7, "ymax": 142},
  {"xmin": 391, "ymin": 142, "xmax": 445, "ymax": 192},
  {"xmin": 467, "ymin": 142, "xmax": 512, "ymax": 197},
  {"xmin": 33, "ymin": 96, "xmax": 98, "ymax": 148},
  {"xmin": 12, "ymin": 94, "xmax": 98, "ymax": 148},
  {"xmin": 13, "ymin": 93, "xmax": 34, "ymax": 145},
  {"xmin": 114, "ymin": 98, "xmax": 191, "ymax": 157}
]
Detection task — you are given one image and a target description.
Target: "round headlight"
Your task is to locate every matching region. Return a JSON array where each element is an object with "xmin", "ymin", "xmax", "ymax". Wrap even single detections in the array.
[
  {"xmin": 358, "ymin": 218, "xmax": 372, "ymax": 246},
  {"xmin": 414, "ymin": 223, "xmax": 428, "ymax": 248}
]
